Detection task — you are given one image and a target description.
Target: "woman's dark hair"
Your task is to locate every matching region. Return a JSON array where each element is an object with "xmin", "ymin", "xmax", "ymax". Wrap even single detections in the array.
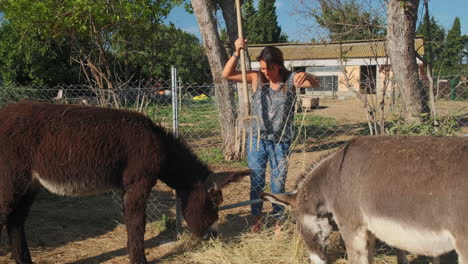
[{"xmin": 256, "ymin": 46, "xmax": 291, "ymax": 83}]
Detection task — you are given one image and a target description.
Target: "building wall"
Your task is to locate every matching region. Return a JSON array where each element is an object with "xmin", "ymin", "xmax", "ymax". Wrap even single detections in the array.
[
  {"xmin": 249, "ymin": 58, "xmax": 420, "ymax": 98},
  {"xmin": 338, "ymin": 66, "xmax": 360, "ymax": 92}
]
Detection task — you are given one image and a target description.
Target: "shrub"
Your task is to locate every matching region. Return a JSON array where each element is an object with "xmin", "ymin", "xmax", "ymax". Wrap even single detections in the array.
[{"xmin": 387, "ymin": 114, "xmax": 462, "ymax": 136}]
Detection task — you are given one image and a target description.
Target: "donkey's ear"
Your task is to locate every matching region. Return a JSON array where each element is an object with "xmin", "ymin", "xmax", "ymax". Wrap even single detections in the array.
[
  {"xmin": 261, "ymin": 192, "xmax": 297, "ymax": 209},
  {"xmin": 207, "ymin": 169, "xmax": 251, "ymax": 190}
]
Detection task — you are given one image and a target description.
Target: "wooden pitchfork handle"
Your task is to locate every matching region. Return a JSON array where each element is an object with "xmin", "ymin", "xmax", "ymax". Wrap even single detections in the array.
[{"xmin": 235, "ymin": 0, "xmax": 259, "ymax": 152}]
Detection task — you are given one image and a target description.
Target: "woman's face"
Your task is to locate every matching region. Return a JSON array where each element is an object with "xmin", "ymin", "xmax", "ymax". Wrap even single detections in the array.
[{"xmin": 259, "ymin": 60, "xmax": 281, "ymax": 82}]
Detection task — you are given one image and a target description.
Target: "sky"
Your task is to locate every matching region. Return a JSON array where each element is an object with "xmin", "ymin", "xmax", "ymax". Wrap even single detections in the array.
[
  {"xmin": 0, "ymin": 0, "xmax": 466, "ymax": 42},
  {"xmin": 165, "ymin": 0, "xmax": 468, "ymax": 43}
]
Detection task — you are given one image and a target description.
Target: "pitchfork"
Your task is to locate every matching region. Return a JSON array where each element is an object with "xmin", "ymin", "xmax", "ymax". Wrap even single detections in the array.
[{"xmin": 234, "ymin": 0, "xmax": 260, "ymax": 153}]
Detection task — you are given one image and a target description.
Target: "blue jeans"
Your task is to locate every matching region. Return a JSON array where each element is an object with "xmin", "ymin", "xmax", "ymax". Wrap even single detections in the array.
[{"xmin": 248, "ymin": 138, "xmax": 291, "ymax": 219}]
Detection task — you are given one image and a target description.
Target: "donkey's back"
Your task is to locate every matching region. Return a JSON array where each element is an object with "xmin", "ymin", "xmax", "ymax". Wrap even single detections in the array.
[
  {"xmin": 329, "ymin": 136, "xmax": 468, "ymax": 263},
  {"xmin": 263, "ymin": 135, "xmax": 468, "ymax": 264},
  {"xmin": 0, "ymin": 101, "xmax": 164, "ymax": 196}
]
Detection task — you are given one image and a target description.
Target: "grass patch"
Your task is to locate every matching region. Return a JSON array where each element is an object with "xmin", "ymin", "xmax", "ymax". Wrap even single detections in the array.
[
  {"xmin": 294, "ymin": 114, "xmax": 339, "ymax": 140},
  {"xmin": 197, "ymin": 148, "xmax": 227, "ymax": 164},
  {"xmin": 142, "ymin": 102, "xmax": 220, "ymax": 136},
  {"xmin": 196, "ymin": 147, "xmax": 248, "ymax": 167}
]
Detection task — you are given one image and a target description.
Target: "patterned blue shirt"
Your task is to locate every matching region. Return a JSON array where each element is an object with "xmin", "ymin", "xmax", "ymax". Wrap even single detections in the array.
[{"xmin": 250, "ymin": 72, "xmax": 296, "ymax": 142}]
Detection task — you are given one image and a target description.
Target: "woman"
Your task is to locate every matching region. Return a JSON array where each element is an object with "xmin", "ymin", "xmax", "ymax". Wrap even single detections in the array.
[{"xmin": 222, "ymin": 38, "xmax": 319, "ymax": 233}]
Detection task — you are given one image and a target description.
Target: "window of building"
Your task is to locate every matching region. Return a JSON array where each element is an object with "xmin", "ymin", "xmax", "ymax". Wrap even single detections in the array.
[{"xmin": 315, "ymin": 75, "xmax": 338, "ymax": 91}]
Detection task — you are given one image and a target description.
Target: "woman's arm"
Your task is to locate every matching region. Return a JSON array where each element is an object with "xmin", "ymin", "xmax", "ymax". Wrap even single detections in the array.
[
  {"xmin": 222, "ymin": 38, "xmax": 257, "ymax": 83},
  {"xmin": 293, "ymin": 72, "xmax": 320, "ymax": 88}
]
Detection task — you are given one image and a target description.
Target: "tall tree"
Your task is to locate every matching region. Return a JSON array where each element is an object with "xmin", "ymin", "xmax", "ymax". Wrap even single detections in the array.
[
  {"xmin": 242, "ymin": 0, "xmax": 256, "ymax": 25},
  {"xmin": 306, "ymin": 0, "xmax": 385, "ymax": 41},
  {"xmin": 416, "ymin": 15, "xmax": 445, "ymax": 68},
  {"xmin": 191, "ymin": 0, "xmax": 242, "ymax": 160},
  {"xmin": 387, "ymin": 0, "xmax": 424, "ymax": 123},
  {"xmin": 242, "ymin": 0, "xmax": 257, "ymax": 42},
  {"xmin": 443, "ymin": 17, "xmax": 464, "ymax": 68},
  {"xmin": 247, "ymin": 0, "xmax": 287, "ymax": 44},
  {"xmin": 219, "ymin": 0, "xmax": 238, "ymax": 54},
  {"xmin": 463, "ymin": 35, "xmax": 468, "ymax": 63}
]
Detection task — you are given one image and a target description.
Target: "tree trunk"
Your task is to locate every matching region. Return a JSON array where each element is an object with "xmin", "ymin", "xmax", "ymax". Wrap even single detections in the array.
[
  {"xmin": 386, "ymin": 0, "xmax": 423, "ymax": 123},
  {"xmin": 219, "ymin": 0, "xmax": 237, "ymax": 55},
  {"xmin": 219, "ymin": 0, "xmax": 252, "ymax": 130},
  {"xmin": 191, "ymin": 0, "xmax": 243, "ymax": 160}
]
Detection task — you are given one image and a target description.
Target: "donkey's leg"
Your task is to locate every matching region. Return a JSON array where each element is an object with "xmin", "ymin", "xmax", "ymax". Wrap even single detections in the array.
[
  {"xmin": 366, "ymin": 231, "xmax": 376, "ymax": 263},
  {"xmin": 0, "ymin": 225, "xmax": 4, "ymax": 256},
  {"xmin": 122, "ymin": 178, "xmax": 152, "ymax": 264},
  {"xmin": 340, "ymin": 226, "xmax": 372, "ymax": 264},
  {"xmin": 455, "ymin": 238, "xmax": 468, "ymax": 264},
  {"xmin": 7, "ymin": 189, "xmax": 37, "ymax": 264},
  {"xmin": 396, "ymin": 249, "xmax": 409, "ymax": 264}
]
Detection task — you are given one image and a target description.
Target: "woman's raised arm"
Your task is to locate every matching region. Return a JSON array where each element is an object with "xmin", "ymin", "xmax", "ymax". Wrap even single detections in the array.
[{"xmin": 222, "ymin": 38, "xmax": 257, "ymax": 83}]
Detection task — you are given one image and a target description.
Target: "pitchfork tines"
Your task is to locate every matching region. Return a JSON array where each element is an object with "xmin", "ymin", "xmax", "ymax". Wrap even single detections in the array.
[{"xmin": 236, "ymin": 115, "xmax": 260, "ymax": 153}]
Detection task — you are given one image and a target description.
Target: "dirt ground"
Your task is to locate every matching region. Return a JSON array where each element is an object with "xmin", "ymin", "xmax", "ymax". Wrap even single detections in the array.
[{"xmin": 0, "ymin": 98, "xmax": 466, "ymax": 264}]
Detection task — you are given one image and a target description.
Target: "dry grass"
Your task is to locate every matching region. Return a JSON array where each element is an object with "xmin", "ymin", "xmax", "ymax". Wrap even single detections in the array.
[
  {"xmin": 164, "ymin": 216, "xmax": 455, "ymax": 264},
  {"xmin": 166, "ymin": 217, "xmax": 310, "ymax": 264}
]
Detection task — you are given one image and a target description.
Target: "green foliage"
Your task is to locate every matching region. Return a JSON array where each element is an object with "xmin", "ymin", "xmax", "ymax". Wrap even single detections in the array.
[
  {"xmin": 150, "ymin": 214, "xmax": 176, "ymax": 233},
  {"xmin": 310, "ymin": 0, "xmax": 385, "ymax": 41},
  {"xmin": 0, "ymin": 0, "xmax": 181, "ymax": 40},
  {"xmin": 244, "ymin": 0, "xmax": 287, "ymax": 44},
  {"xmin": 416, "ymin": 15, "xmax": 445, "ymax": 67},
  {"xmin": 417, "ymin": 16, "xmax": 467, "ymax": 76},
  {"xmin": 463, "ymin": 35, "xmax": 468, "ymax": 60},
  {"xmin": 242, "ymin": 0, "xmax": 257, "ymax": 41},
  {"xmin": 0, "ymin": 22, "xmax": 79, "ymax": 86},
  {"xmin": 438, "ymin": 17, "xmax": 464, "ymax": 75},
  {"xmin": 0, "ymin": 0, "xmax": 209, "ymax": 86},
  {"xmin": 242, "ymin": 0, "xmax": 256, "ymax": 24},
  {"xmin": 121, "ymin": 23, "xmax": 211, "ymax": 84},
  {"xmin": 387, "ymin": 114, "xmax": 462, "ymax": 136}
]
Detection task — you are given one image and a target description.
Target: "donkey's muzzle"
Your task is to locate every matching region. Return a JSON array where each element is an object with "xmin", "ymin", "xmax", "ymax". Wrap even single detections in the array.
[{"xmin": 202, "ymin": 221, "xmax": 219, "ymax": 240}]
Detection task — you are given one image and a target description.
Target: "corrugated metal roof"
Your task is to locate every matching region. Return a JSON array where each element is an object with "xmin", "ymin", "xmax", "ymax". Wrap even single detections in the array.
[{"xmin": 245, "ymin": 38, "xmax": 424, "ymax": 61}]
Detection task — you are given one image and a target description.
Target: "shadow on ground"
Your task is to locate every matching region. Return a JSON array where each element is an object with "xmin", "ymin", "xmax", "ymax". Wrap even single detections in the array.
[{"xmin": 0, "ymin": 188, "xmax": 174, "ymax": 259}]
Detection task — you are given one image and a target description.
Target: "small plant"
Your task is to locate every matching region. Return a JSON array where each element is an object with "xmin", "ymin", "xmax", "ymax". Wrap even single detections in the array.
[
  {"xmin": 387, "ymin": 114, "xmax": 462, "ymax": 136},
  {"xmin": 152, "ymin": 214, "xmax": 176, "ymax": 233}
]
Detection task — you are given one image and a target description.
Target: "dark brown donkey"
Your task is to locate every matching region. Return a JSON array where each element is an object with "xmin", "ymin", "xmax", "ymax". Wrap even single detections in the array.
[
  {"xmin": 262, "ymin": 136, "xmax": 468, "ymax": 264},
  {"xmin": 0, "ymin": 101, "xmax": 250, "ymax": 264}
]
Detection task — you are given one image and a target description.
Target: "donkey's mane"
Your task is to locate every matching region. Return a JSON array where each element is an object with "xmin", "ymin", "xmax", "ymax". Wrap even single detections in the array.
[
  {"xmin": 294, "ymin": 147, "xmax": 342, "ymax": 190},
  {"xmin": 148, "ymin": 121, "xmax": 211, "ymax": 189}
]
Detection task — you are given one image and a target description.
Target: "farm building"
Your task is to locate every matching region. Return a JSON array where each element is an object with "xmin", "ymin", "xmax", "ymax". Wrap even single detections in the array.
[{"xmin": 246, "ymin": 37, "xmax": 425, "ymax": 99}]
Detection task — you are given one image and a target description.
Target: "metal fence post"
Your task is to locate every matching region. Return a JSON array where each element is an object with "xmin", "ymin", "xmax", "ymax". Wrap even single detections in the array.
[{"xmin": 171, "ymin": 66, "xmax": 183, "ymax": 235}]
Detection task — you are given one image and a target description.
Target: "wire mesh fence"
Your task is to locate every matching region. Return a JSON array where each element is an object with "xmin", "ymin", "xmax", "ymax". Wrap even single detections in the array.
[{"xmin": 1, "ymin": 73, "xmax": 467, "ymax": 260}]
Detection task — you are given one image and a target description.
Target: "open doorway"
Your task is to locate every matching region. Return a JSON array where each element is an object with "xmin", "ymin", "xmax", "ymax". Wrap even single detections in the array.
[{"xmin": 360, "ymin": 65, "xmax": 377, "ymax": 94}]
